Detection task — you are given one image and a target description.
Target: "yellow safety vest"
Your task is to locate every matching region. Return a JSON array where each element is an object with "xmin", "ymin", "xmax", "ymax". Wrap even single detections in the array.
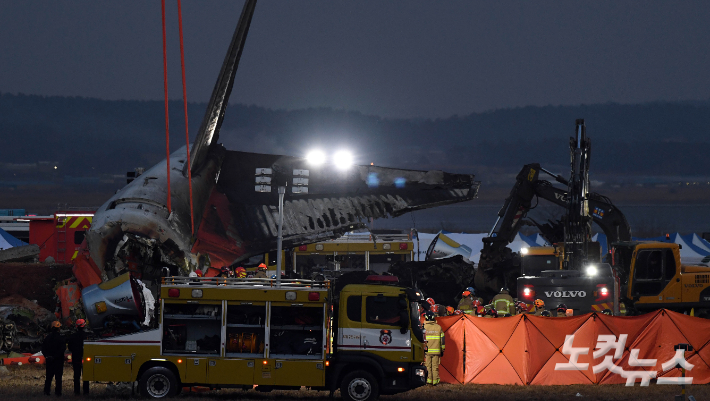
[
  {"xmin": 424, "ymin": 321, "xmax": 445, "ymax": 355},
  {"xmin": 491, "ymin": 294, "xmax": 516, "ymax": 315}
]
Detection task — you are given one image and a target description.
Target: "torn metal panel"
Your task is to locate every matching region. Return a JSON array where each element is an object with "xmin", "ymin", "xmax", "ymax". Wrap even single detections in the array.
[{"xmin": 87, "ymin": 145, "xmax": 224, "ymax": 279}]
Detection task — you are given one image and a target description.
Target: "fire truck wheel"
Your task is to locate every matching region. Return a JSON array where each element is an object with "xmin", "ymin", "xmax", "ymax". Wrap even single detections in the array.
[
  {"xmin": 139, "ymin": 367, "xmax": 179, "ymax": 398},
  {"xmin": 341, "ymin": 370, "xmax": 379, "ymax": 401}
]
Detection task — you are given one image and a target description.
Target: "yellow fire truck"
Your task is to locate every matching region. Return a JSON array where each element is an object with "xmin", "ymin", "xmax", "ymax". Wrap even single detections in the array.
[
  {"xmin": 293, "ymin": 232, "xmax": 414, "ymax": 277},
  {"xmin": 81, "ymin": 274, "xmax": 426, "ymax": 400}
]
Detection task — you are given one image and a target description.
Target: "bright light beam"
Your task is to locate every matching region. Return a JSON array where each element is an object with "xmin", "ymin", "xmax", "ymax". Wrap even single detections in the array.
[
  {"xmin": 306, "ymin": 150, "xmax": 326, "ymax": 165},
  {"xmin": 333, "ymin": 150, "xmax": 353, "ymax": 170}
]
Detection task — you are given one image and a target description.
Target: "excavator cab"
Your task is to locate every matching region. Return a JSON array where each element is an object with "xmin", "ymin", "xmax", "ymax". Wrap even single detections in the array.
[{"xmin": 520, "ymin": 246, "xmax": 562, "ymax": 277}]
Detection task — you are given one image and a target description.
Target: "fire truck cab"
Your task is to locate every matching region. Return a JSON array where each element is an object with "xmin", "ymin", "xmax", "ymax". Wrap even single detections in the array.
[{"xmin": 82, "ymin": 276, "xmax": 426, "ymax": 400}]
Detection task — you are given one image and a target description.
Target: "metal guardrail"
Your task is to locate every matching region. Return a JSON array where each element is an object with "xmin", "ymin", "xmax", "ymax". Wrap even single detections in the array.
[{"xmin": 162, "ymin": 276, "xmax": 329, "ymax": 289}]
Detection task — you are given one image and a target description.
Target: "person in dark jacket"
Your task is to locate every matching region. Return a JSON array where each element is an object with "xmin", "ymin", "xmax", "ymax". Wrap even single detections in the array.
[
  {"xmin": 67, "ymin": 319, "xmax": 89, "ymax": 395},
  {"xmin": 42, "ymin": 321, "xmax": 66, "ymax": 396}
]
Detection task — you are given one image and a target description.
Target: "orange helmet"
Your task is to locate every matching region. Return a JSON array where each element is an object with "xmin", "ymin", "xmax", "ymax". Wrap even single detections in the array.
[
  {"xmin": 258, "ymin": 263, "xmax": 267, "ymax": 270},
  {"xmin": 76, "ymin": 319, "xmax": 86, "ymax": 328},
  {"xmin": 430, "ymin": 304, "xmax": 440, "ymax": 314},
  {"xmin": 195, "ymin": 269, "xmax": 203, "ymax": 277},
  {"xmin": 471, "ymin": 299, "xmax": 482, "ymax": 307},
  {"xmin": 534, "ymin": 299, "xmax": 545, "ymax": 308},
  {"xmin": 235, "ymin": 267, "xmax": 247, "ymax": 278},
  {"xmin": 51, "ymin": 321, "xmax": 61, "ymax": 329},
  {"xmin": 462, "ymin": 290, "xmax": 471, "ymax": 297},
  {"xmin": 426, "ymin": 297, "xmax": 436, "ymax": 306},
  {"xmin": 446, "ymin": 306, "xmax": 454, "ymax": 315}
]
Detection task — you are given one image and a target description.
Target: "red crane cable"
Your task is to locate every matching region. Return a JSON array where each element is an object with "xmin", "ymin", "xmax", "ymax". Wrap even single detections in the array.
[
  {"xmin": 177, "ymin": 0, "xmax": 194, "ymax": 234},
  {"xmin": 161, "ymin": 0, "xmax": 172, "ymax": 213}
]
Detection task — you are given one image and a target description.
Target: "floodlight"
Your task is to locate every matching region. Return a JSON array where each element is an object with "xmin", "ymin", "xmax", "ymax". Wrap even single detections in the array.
[
  {"xmin": 333, "ymin": 150, "xmax": 353, "ymax": 170},
  {"xmin": 306, "ymin": 150, "xmax": 326, "ymax": 165}
]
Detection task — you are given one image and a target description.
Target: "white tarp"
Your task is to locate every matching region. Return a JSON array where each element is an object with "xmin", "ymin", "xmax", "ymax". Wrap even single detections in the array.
[{"xmin": 413, "ymin": 232, "xmax": 543, "ymax": 264}]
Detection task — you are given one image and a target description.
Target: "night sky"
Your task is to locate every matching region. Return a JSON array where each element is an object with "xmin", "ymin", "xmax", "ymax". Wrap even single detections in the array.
[{"xmin": 1, "ymin": 1, "xmax": 709, "ymax": 119}]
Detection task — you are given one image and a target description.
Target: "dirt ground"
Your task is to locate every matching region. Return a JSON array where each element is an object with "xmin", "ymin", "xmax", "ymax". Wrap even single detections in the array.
[{"xmin": 1, "ymin": 364, "xmax": 709, "ymax": 401}]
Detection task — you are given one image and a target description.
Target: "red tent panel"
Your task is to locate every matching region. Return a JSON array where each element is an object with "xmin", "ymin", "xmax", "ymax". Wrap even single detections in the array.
[
  {"xmin": 627, "ymin": 310, "xmax": 692, "ymax": 376},
  {"xmin": 463, "ymin": 316, "xmax": 501, "ymax": 383},
  {"xmin": 526, "ymin": 314, "xmax": 590, "ymax": 350},
  {"xmin": 570, "ymin": 315, "xmax": 616, "ymax": 384},
  {"xmin": 690, "ymin": 343, "xmax": 710, "ymax": 384},
  {"xmin": 598, "ymin": 349, "xmax": 657, "ymax": 385},
  {"xmin": 470, "ymin": 314, "xmax": 523, "ymax": 349},
  {"xmin": 530, "ymin": 351, "xmax": 593, "ymax": 385},
  {"xmin": 657, "ymin": 353, "xmax": 710, "ymax": 385},
  {"xmin": 471, "ymin": 353, "xmax": 524, "ymax": 385},
  {"xmin": 437, "ymin": 315, "xmax": 463, "ymax": 332},
  {"xmin": 503, "ymin": 318, "xmax": 556, "ymax": 384},
  {"xmin": 666, "ymin": 310, "xmax": 710, "ymax": 351},
  {"xmin": 438, "ymin": 316, "xmax": 466, "ymax": 384},
  {"xmin": 596, "ymin": 310, "xmax": 660, "ymax": 341}
]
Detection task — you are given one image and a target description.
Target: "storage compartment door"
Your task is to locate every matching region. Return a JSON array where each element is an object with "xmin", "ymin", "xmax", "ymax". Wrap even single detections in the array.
[
  {"xmin": 273, "ymin": 360, "xmax": 325, "ymax": 387},
  {"xmin": 185, "ymin": 358, "xmax": 207, "ymax": 384},
  {"xmin": 93, "ymin": 356, "xmax": 133, "ymax": 382},
  {"xmin": 207, "ymin": 358, "xmax": 255, "ymax": 385}
]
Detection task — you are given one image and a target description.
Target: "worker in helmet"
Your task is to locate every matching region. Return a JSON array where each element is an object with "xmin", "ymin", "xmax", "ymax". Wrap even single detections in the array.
[
  {"xmin": 254, "ymin": 263, "xmax": 268, "ymax": 278},
  {"xmin": 235, "ymin": 266, "xmax": 248, "ymax": 278},
  {"xmin": 445, "ymin": 306, "xmax": 455, "ymax": 316},
  {"xmin": 457, "ymin": 290, "xmax": 475, "ymax": 314},
  {"xmin": 555, "ymin": 303, "xmax": 568, "ymax": 317},
  {"xmin": 491, "ymin": 287, "xmax": 516, "ymax": 316},
  {"xmin": 532, "ymin": 299, "xmax": 546, "ymax": 316},
  {"xmin": 42, "ymin": 321, "xmax": 66, "ymax": 396},
  {"xmin": 423, "ymin": 311, "xmax": 445, "ymax": 386},
  {"xmin": 484, "ymin": 307, "xmax": 498, "ymax": 318},
  {"xmin": 468, "ymin": 287, "xmax": 484, "ymax": 305},
  {"xmin": 67, "ymin": 319, "xmax": 89, "ymax": 395}
]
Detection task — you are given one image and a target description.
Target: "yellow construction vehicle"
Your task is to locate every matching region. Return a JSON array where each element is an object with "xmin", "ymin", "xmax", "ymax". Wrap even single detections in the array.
[
  {"xmin": 611, "ymin": 241, "xmax": 710, "ymax": 315},
  {"xmin": 519, "ymin": 245, "xmax": 563, "ymax": 275},
  {"xmin": 81, "ymin": 273, "xmax": 426, "ymax": 400}
]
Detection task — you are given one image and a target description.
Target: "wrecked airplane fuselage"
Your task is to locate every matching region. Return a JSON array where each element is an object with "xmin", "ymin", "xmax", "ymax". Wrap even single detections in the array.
[
  {"xmin": 82, "ymin": 0, "xmax": 480, "ymax": 285},
  {"xmin": 87, "ymin": 145, "xmax": 479, "ymax": 281}
]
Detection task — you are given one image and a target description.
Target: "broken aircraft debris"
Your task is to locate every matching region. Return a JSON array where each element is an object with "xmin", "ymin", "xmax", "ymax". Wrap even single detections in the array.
[{"xmin": 80, "ymin": 0, "xmax": 480, "ymax": 287}]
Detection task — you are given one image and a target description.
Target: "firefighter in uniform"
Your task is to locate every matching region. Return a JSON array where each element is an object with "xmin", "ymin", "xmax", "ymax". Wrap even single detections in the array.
[
  {"xmin": 457, "ymin": 290, "xmax": 474, "ymax": 314},
  {"xmin": 468, "ymin": 287, "xmax": 485, "ymax": 305},
  {"xmin": 555, "ymin": 303, "xmax": 568, "ymax": 317},
  {"xmin": 532, "ymin": 299, "xmax": 545, "ymax": 316},
  {"xmin": 491, "ymin": 287, "xmax": 516, "ymax": 316},
  {"xmin": 42, "ymin": 321, "xmax": 66, "ymax": 396},
  {"xmin": 67, "ymin": 319, "xmax": 89, "ymax": 395},
  {"xmin": 254, "ymin": 263, "xmax": 268, "ymax": 278},
  {"xmin": 423, "ymin": 311, "xmax": 445, "ymax": 385}
]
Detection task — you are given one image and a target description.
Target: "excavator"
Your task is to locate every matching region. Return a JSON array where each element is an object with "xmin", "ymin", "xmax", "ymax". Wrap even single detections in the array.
[
  {"xmin": 476, "ymin": 120, "xmax": 630, "ymax": 306},
  {"xmin": 479, "ymin": 120, "xmax": 710, "ymax": 316}
]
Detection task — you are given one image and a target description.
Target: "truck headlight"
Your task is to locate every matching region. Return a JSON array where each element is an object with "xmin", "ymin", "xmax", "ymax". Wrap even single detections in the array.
[{"xmin": 585, "ymin": 265, "xmax": 597, "ymax": 276}]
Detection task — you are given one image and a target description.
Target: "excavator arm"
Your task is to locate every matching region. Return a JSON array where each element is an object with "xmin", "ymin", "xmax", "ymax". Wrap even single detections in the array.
[{"xmin": 477, "ymin": 121, "xmax": 631, "ymax": 293}]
